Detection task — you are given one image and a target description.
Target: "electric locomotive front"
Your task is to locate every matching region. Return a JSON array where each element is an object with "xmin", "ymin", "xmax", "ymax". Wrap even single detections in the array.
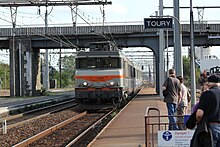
[{"xmin": 75, "ymin": 50, "xmax": 125, "ymax": 104}]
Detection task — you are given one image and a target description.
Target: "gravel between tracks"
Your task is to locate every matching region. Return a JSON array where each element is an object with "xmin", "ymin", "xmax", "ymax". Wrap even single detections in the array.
[
  {"xmin": 30, "ymin": 113, "xmax": 103, "ymax": 147},
  {"xmin": 0, "ymin": 109, "xmax": 78, "ymax": 147}
]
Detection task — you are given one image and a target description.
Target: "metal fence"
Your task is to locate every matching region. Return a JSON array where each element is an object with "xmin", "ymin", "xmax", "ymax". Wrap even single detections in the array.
[{"xmin": 144, "ymin": 107, "xmax": 191, "ymax": 147}]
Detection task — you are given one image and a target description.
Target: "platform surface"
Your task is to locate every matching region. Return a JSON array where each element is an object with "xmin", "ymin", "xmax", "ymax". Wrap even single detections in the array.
[{"xmin": 88, "ymin": 88, "xmax": 167, "ymax": 147}]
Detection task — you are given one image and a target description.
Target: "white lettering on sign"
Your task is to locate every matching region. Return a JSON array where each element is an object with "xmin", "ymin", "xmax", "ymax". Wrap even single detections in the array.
[
  {"xmin": 158, "ymin": 130, "xmax": 194, "ymax": 147},
  {"xmin": 146, "ymin": 20, "xmax": 171, "ymax": 27},
  {"xmin": 144, "ymin": 18, "xmax": 173, "ymax": 29}
]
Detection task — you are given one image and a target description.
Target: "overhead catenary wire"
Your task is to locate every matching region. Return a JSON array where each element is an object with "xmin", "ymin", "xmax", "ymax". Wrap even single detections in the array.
[
  {"xmin": 46, "ymin": 16, "xmax": 79, "ymax": 49},
  {"xmin": 0, "ymin": 8, "xmax": 46, "ymax": 25},
  {"xmin": 0, "ymin": 0, "xmax": 115, "ymax": 88},
  {"xmin": 70, "ymin": 6, "xmax": 117, "ymax": 44},
  {"xmin": 0, "ymin": 1, "xmax": 118, "ymax": 50},
  {"xmin": 0, "ymin": 14, "xmax": 78, "ymax": 49},
  {"xmin": 0, "ymin": 8, "xmax": 79, "ymax": 49},
  {"xmin": 0, "ymin": 2, "xmax": 103, "ymax": 26}
]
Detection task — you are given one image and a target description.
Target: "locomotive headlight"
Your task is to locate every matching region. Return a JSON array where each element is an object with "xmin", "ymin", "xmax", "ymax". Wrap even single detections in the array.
[
  {"xmin": 109, "ymin": 81, "xmax": 115, "ymax": 86},
  {"xmin": 82, "ymin": 81, "xmax": 89, "ymax": 87}
]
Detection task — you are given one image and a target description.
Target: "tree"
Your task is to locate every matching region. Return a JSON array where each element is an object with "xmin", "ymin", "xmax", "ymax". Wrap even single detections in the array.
[
  {"xmin": 183, "ymin": 56, "xmax": 200, "ymax": 87},
  {"xmin": 55, "ymin": 55, "xmax": 75, "ymax": 88},
  {"xmin": 0, "ymin": 62, "xmax": 10, "ymax": 89}
]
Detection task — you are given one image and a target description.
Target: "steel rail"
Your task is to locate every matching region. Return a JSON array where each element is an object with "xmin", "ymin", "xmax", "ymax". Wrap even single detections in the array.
[
  {"xmin": 66, "ymin": 109, "xmax": 115, "ymax": 147},
  {"xmin": 12, "ymin": 111, "xmax": 87, "ymax": 147},
  {"xmin": 0, "ymin": 103, "xmax": 78, "ymax": 131},
  {"xmin": 3, "ymin": 99, "xmax": 76, "ymax": 121}
]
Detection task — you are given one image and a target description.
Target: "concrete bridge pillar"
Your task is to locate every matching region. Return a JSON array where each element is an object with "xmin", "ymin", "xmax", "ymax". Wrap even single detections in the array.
[{"xmin": 9, "ymin": 37, "xmax": 42, "ymax": 97}]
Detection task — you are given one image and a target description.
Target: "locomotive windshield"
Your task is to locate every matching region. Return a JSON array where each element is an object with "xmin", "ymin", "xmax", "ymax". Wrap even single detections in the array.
[{"xmin": 76, "ymin": 57, "xmax": 121, "ymax": 69}]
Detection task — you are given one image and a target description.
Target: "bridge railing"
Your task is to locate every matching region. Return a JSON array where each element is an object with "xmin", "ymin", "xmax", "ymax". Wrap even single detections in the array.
[{"xmin": 0, "ymin": 23, "xmax": 219, "ymax": 37}]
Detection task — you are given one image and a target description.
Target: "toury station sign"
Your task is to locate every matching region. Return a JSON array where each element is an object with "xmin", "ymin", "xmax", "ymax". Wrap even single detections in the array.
[{"xmin": 144, "ymin": 18, "xmax": 173, "ymax": 29}]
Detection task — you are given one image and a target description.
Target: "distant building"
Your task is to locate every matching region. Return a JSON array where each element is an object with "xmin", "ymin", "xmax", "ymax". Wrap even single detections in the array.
[
  {"xmin": 200, "ymin": 55, "xmax": 220, "ymax": 74},
  {"xmin": 195, "ymin": 46, "xmax": 211, "ymax": 60}
]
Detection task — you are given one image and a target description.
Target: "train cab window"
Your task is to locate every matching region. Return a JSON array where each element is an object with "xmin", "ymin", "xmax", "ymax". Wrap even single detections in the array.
[
  {"xmin": 76, "ymin": 58, "xmax": 87, "ymax": 68},
  {"xmin": 76, "ymin": 58, "xmax": 96, "ymax": 69},
  {"xmin": 76, "ymin": 57, "xmax": 121, "ymax": 69},
  {"xmin": 95, "ymin": 57, "xmax": 120, "ymax": 68},
  {"xmin": 105, "ymin": 58, "xmax": 120, "ymax": 68},
  {"xmin": 87, "ymin": 58, "xmax": 96, "ymax": 68}
]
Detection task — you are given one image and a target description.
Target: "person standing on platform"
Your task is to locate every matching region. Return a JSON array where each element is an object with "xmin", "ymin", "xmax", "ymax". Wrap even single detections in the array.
[
  {"xmin": 196, "ymin": 74, "xmax": 220, "ymax": 147},
  {"xmin": 162, "ymin": 69, "xmax": 181, "ymax": 130},
  {"xmin": 192, "ymin": 82, "xmax": 209, "ymax": 113},
  {"xmin": 198, "ymin": 71, "xmax": 208, "ymax": 93},
  {"xmin": 176, "ymin": 75, "xmax": 188, "ymax": 130}
]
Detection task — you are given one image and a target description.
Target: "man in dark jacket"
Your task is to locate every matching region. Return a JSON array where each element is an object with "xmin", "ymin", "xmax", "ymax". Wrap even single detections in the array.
[
  {"xmin": 196, "ymin": 74, "xmax": 220, "ymax": 147},
  {"xmin": 190, "ymin": 111, "xmax": 213, "ymax": 147},
  {"xmin": 162, "ymin": 69, "xmax": 181, "ymax": 130}
]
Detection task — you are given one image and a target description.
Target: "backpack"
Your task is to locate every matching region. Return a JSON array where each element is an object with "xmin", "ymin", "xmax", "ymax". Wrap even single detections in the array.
[{"xmin": 163, "ymin": 77, "xmax": 170, "ymax": 97}]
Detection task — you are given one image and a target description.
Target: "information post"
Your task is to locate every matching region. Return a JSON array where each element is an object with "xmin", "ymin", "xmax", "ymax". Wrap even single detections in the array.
[{"xmin": 158, "ymin": 130, "xmax": 194, "ymax": 147}]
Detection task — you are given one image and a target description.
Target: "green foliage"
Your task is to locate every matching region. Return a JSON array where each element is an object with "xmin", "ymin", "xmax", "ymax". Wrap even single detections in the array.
[
  {"xmin": 54, "ymin": 55, "xmax": 75, "ymax": 88},
  {"xmin": 183, "ymin": 56, "xmax": 190, "ymax": 86},
  {"xmin": 0, "ymin": 62, "xmax": 10, "ymax": 89},
  {"xmin": 0, "ymin": 59, "xmax": 76, "ymax": 90},
  {"xmin": 183, "ymin": 56, "xmax": 200, "ymax": 87}
]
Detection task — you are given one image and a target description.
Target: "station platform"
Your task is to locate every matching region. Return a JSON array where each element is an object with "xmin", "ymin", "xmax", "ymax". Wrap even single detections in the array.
[
  {"xmin": 88, "ymin": 87, "xmax": 167, "ymax": 147},
  {"xmin": 0, "ymin": 91, "xmax": 75, "ymax": 117}
]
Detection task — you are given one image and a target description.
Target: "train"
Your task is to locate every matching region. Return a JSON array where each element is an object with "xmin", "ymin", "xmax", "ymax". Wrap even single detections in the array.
[{"xmin": 74, "ymin": 41, "xmax": 144, "ymax": 108}]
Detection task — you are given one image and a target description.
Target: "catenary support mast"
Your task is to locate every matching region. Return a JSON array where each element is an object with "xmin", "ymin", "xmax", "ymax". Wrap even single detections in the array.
[{"xmin": 2, "ymin": 0, "xmax": 112, "ymax": 96}]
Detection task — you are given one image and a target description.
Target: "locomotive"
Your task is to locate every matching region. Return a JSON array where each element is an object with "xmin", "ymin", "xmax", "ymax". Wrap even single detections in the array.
[{"xmin": 74, "ymin": 41, "xmax": 143, "ymax": 107}]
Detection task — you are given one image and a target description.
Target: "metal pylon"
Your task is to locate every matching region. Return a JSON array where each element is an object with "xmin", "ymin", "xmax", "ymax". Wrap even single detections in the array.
[
  {"xmin": 197, "ymin": 7, "xmax": 205, "ymax": 33},
  {"xmin": 70, "ymin": 5, "xmax": 78, "ymax": 27},
  {"xmin": 10, "ymin": 7, "xmax": 17, "ymax": 28},
  {"xmin": 9, "ymin": 7, "xmax": 17, "ymax": 97}
]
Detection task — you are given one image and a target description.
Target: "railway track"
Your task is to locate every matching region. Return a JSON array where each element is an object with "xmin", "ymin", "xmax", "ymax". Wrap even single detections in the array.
[
  {"xmin": 66, "ymin": 109, "xmax": 115, "ymax": 147},
  {"xmin": 14, "ymin": 110, "xmax": 114, "ymax": 147},
  {"xmin": 0, "ymin": 108, "xmax": 80, "ymax": 146},
  {"xmin": 0, "ymin": 90, "xmax": 139, "ymax": 147},
  {"xmin": 0, "ymin": 102, "xmax": 115, "ymax": 147},
  {"xmin": 0, "ymin": 98, "xmax": 80, "ymax": 146},
  {"xmin": 0, "ymin": 99, "xmax": 77, "ymax": 130},
  {"xmin": 0, "ymin": 109, "xmax": 114, "ymax": 147},
  {"xmin": 13, "ymin": 111, "xmax": 89, "ymax": 147}
]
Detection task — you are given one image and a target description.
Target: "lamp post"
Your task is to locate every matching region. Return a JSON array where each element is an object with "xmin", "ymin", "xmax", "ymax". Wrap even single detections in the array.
[
  {"xmin": 173, "ymin": 0, "xmax": 182, "ymax": 76},
  {"xmin": 166, "ymin": 29, "xmax": 169, "ymax": 77},
  {"xmin": 159, "ymin": 0, "xmax": 164, "ymax": 98},
  {"xmin": 44, "ymin": 0, "xmax": 49, "ymax": 90},
  {"xmin": 190, "ymin": 0, "xmax": 196, "ymax": 110}
]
